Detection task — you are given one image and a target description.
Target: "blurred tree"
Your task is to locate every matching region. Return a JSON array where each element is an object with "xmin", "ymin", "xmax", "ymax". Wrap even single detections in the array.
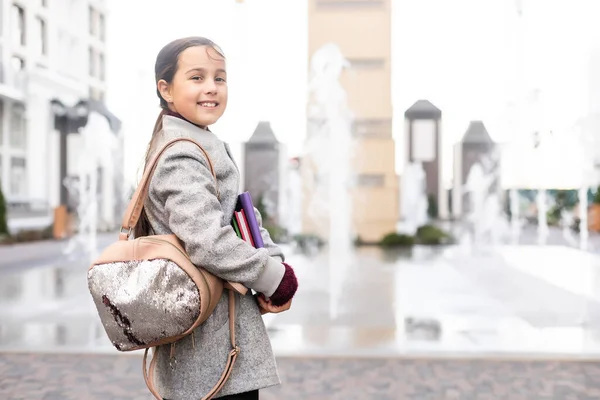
[
  {"xmin": 0, "ymin": 182, "xmax": 9, "ymax": 235},
  {"xmin": 256, "ymin": 193, "xmax": 287, "ymax": 243},
  {"xmin": 256, "ymin": 194, "xmax": 270, "ymax": 222}
]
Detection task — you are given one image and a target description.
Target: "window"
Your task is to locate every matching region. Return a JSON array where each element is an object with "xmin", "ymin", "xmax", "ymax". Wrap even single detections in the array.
[
  {"xmin": 10, "ymin": 56, "xmax": 25, "ymax": 88},
  {"xmin": 89, "ymin": 87, "xmax": 104, "ymax": 101},
  {"xmin": 348, "ymin": 58, "xmax": 385, "ymax": 70},
  {"xmin": 356, "ymin": 174, "xmax": 385, "ymax": 187},
  {"xmin": 89, "ymin": 6, "xmax": 96, "ymax": 36},
  {"xmin": 99, "ymin": 53, "xmax": 105, "ymax": 80},
  {"xmin": 11, "ymin": 4, "xmax": 26, "ymax": 47},
  {"xmin": 99, "ymin": 13, "xmax": 105, "ymax": 41},
  {"xmin": 353, "ymin": 119, "xmax": 391, "ymax": 138},
  {"xmin": 0, "ymin": 102, "xmax": 4, "ymax": 145},
  {"xmin": 316, "ymin": 0, "xmax": 384, "ymax": 8},
  {"xmin": 10, "ymin": 104, "xmax": 26, "ymax": 149},
  {"xmin": 10, "ymin": 157, "xmax": 26, "ymax": 196},
  {"xmin": 411, "ymin": 119, "xmax": 436, "ymax": 162},
  {"xmin": 88, "ymin": 47, "xmax": 96, "ymax": 77},
  {"xmin": 34, "ymin": 17, "xmax": 47, "ymax": 56},
  {"xmin": 10, "ymin": 56, "xmax": 24, "ymax": 71},
  {"xmin": 57, "ymin": 31, "xmax": 70, "ymax": 76}
]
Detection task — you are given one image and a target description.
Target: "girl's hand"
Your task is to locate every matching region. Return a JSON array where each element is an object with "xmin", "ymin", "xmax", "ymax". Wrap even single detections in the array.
[
  {"xmin": 256, "ymin": 293, "xmax": 292, "ymax": 314},
  {"xmin": 256, "ymin": 295, "xmax": 270, "ymax": 315}
]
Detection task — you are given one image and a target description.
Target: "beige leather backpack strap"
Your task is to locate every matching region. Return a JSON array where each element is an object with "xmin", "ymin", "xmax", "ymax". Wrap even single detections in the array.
[
  {"xmin": 201, "ymin": 290, "xmax": 240, "ymax": 399},
  {"xmin": 143, "ymin": 290, "xmax": 239, "ymax": 400},
  {"xmin": 120, "ymin": 137, "xmax": 249, "ymax": 297},
  {"xmin": 119, "ymin": 137, "xmax": 219, "ymax": 241}
]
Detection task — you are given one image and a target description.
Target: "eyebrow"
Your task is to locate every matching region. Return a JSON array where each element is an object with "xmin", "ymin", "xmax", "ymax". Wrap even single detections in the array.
[{"xmin": 185, "ymin": 67, "xmax": 227, "ymax": 74}]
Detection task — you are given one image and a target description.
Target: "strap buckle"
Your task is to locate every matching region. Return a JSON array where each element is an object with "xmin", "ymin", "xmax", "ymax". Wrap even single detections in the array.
[{"xmin": 120, "ymin": 226, "xmax": 132, "ymax": 237}]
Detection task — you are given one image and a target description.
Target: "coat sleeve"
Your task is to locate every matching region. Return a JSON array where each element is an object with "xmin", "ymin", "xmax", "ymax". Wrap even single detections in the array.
[
  {"xmin": 149, "ymin": 142, "xmax": 285, "ymax": 297},
  {"xmin": 253, "ymin": 207, "xmax": 285, "ymax": 262}
]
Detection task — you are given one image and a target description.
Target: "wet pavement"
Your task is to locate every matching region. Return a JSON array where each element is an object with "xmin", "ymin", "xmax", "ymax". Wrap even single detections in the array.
[
  {"xmin": 3, "ymin": 352, "xmax": 600, "ymax": 399},
  {"xmin": 3, "ymin": 236, "xmax": 600, "ymax": 357},
  {"xmin": 3, "ymin": 230, "xmax": 600, "ymax": 398}
]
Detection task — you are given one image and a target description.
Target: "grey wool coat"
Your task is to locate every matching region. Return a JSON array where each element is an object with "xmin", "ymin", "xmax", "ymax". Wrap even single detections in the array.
[{"xmin": 144, "ymin": 115, "xmax": 286, "ymax": 399}]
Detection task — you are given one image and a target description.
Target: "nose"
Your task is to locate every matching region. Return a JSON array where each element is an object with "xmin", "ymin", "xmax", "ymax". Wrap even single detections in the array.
[{"xmin": 204, "ymin": 78, "xmax": 217, "ymax": 94}]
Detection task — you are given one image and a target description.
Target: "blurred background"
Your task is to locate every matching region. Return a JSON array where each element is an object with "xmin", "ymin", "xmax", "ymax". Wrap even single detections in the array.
[{"xmin": 2, "ymin": 0, "xmax": 600, "ymax": 398}]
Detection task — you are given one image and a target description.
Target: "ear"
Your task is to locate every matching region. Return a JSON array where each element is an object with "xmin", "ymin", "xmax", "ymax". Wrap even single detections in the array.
[{"xmin": 157, "ymin": 79, "xmax": 173, "ymax": 104}]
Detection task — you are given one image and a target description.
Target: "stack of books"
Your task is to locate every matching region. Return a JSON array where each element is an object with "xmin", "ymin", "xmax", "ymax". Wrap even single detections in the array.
[{"xmin": 231, "ymin": 192, "xmax": 264, "ymax": 248}]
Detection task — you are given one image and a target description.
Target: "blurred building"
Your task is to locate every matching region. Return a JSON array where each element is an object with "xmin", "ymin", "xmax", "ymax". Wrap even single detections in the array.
[
  {"xmin": 243, "ymin": 121, "xmax": 286, "ymax": 224},
  {"xmin": 0, "ymin": 1, "xmax": 122, "ymax": 233},
  {"xmin": 303, "ymin": 0, "xmax": 398, "ymax": 243},
  {"xmin": 404, "ymin": 100, "xmax": 448, "ymax": 219}
]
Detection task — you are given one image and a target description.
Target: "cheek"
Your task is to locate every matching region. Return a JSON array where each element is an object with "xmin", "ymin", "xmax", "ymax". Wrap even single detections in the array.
[
  {"xmin": 183, "ymin": 86, "xmax": 201, "ymax": 102},
  {"xmin": 220, "ymin": 87, "xmax": 229, "ymax": 103},
  {"xmin": 174, "ymin": 84, "xmax": 199, "ymax": 106}
]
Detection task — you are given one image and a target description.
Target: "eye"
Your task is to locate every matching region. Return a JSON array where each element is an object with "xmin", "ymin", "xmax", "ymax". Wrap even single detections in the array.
[
  {"xmin": 216, "ymin": 77, "xmax": 226, "ymax": 82},
  {"xmin": 190, "ymin": 76, "xmax": 202, "ymax": 81}
]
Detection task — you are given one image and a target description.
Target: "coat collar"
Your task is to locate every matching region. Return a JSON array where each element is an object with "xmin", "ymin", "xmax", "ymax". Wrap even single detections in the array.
[{"xmin": 161, "ymin": 115, "xmax": 222, "ymax": 146}]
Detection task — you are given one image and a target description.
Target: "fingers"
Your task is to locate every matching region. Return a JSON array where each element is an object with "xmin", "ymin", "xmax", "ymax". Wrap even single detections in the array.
[
  {"xmin": 256, "ymin": 295, "xmax": 273, "ymax": 315},
  {"xmin": 257, "ymin": 295, "xmax": 292, "ymax": 314},
  {"xmin": 268, "ymin": 299, "xmax": 292, "ymax": 313},
  {"xmin": 257, "ymin": 295, "xmax": 269, "ymax": 310}
]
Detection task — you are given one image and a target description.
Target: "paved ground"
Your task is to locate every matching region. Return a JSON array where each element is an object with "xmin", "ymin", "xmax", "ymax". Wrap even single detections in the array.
[
  {"xmin": 0, "ymin": 233, "xmax": 114, "ymax": 274},
  {"xmin": 4, "ymin": 227, "xmax": 600, "ymax": 398},
  {"xmin": 2, "ymin": 353, "xmax": 600, "ymax": 399}
]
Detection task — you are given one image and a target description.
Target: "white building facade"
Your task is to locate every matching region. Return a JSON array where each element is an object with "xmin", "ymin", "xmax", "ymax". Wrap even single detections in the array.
[{"xmin": 0, "ymin": 0, "xmax": 122, "ymax": 233}]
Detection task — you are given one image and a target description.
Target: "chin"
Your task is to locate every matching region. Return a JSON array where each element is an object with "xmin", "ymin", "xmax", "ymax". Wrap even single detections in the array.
[
  {"xmin": 197, "ymin": 115, "xmax": 222, "ymax": 127},
  {"xmin": 196, "ymin": 118, "xmax": 218, "ymax": 127},
  {"xmin": 182, "ymin": 115, "xmax": 215, "ymax": 128}
]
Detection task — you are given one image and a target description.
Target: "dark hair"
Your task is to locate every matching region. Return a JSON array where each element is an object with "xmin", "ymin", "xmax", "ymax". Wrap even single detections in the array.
[{"xmin": 134, "ymin": 37, "xmax": 225, "ymax": 238}]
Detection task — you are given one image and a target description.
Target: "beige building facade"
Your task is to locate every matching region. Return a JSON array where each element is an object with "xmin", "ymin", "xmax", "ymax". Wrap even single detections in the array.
[{"xmin": 302, "ymin": 0, "xmax": 398, "ymax": 243}]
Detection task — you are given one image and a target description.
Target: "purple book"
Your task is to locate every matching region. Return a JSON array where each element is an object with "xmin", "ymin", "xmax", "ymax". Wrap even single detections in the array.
[{"xmin": 237, "ymin": 192, "xmax": 265, "ymax": 248}]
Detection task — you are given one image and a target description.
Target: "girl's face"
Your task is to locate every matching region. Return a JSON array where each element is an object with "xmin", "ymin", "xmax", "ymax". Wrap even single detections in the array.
[{"xmin": 159, "ymin": 45, "xmax": 228, "ymax": 127}]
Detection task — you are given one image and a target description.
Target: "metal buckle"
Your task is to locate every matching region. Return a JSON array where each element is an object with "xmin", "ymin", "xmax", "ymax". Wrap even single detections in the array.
[{"xmin": 120, "ymin": 226, "xmax": 132, "ymax": 237}]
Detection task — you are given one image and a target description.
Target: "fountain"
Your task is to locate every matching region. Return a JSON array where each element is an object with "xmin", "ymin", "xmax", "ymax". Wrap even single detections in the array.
[
  {"xmin": 462, "ymin": 151, "xmax": 509, "ymax": 246},
  {"xmin": 573, "ymin": 112, "xmax": 600, "ymax": 250},
  {"xmin": 62, "ymin": 111, "xmax": 116, "ymax": 264},
  {"xmin": 305, "ymin": 43, "xmax": 354, "ymax": 319},
  {"xmin": 578, "ymin": 186, "xmax": 589, "ymax": 250},
  {"xmin": 398, "ymin": 162, "xmax": 428, "ymax": 235}
]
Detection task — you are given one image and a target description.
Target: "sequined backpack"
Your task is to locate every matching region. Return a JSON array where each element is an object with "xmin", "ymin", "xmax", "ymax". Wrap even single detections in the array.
[{"xmin": 87, "ymin": 137, "xmax": 246, "ymax": 400}]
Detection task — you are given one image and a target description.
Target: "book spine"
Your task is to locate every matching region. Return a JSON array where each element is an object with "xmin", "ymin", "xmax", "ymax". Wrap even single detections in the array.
[
  {"xmin": 231, "ymin": 216, "xmax": 241, "ymax": 238},
  {"xmin": 235, "ymin": 210, "xmax": 253, "ymax": 246},
  {"xmin": 239, "ymin": 192, "xmax": 265, "ymax": 248},
  {"xmin": 240, "ymin": 209, "xmax": 255, "ymax": 247}
]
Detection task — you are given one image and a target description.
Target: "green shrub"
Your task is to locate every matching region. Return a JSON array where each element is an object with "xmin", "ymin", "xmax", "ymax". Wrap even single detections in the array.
[
  {"xmin": 379, "ymin": 232, "xmax": 415, "ymax": 247},
  {"xmin": 427, "ymin": 194, "xmax": 438, "ymax": 218},
  {"xmin": 292, "ymin": 233, "xmax": 325, "ymax": 250},
  {"xmin": 546, "ymin": 209, "xmax": 560, "ymax": 226},
  {"xmin": 14, "ymin": 229, "xmax": 44, "ymax": 242},
  {"xmin": 593, "ymin": 185, "xmax": 600, "ymax": 204},
  {"xmin": 0, "ymin": 224, "xmax": 53, "ymax": 245},
  {"xmin": 415, "ymin": 224, "xmax": 451, "ymax": 245},
  {"xmin": 264, "ymin": 221, "xmax": 287, "ymax": 243}
]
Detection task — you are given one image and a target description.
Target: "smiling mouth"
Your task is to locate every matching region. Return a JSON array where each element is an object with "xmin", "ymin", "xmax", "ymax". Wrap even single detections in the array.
[{"xmin": 198, "ymin": 101, "xmax": 219, "ymax": 108}]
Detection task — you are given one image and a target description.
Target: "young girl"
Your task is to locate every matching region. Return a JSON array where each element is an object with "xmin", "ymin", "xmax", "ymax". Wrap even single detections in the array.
[{"xmin": 136, "ymin": 37, "xmax": 298, "ymax": 400}]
